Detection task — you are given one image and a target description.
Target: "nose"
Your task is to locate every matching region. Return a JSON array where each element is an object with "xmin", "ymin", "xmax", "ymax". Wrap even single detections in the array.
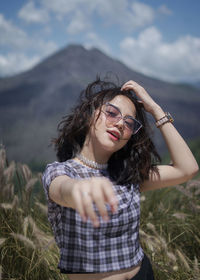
[{"xmin": 115, "ymin": 118, "xmax": 124, "ymax": 130}]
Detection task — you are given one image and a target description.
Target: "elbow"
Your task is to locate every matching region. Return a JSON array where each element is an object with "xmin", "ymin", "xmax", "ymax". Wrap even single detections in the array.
[
  {"xmin": 192, "ymin": 163, "xmax": 199, "ymax": 177},
  {"xmin": 184, "ymin": 162, "xmax": 199, "ymax": 181}
]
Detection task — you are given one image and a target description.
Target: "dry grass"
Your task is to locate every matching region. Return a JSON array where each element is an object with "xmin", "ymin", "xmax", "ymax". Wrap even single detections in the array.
[
  {"xmin": 140, "ymin": 178, "xmax": 200, "ymax": 280},
  {"xmin": 0, "ymin": 148, "xmax": 67, "ymax": 280},
  {"xmin": 0, "ymin": 147, "xmax": 199, "ymax": 279}
]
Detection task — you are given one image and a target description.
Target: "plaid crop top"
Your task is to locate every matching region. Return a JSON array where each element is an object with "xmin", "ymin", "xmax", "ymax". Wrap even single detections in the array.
[{"xmin": 42, "ymin": 159, "xmax": 144, "ymax": 273}]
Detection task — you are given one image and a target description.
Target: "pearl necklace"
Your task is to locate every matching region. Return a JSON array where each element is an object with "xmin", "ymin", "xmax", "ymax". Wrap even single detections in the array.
[{"xmin": 76, "ymin": 154, "xmax": 108, "ymax": 170}]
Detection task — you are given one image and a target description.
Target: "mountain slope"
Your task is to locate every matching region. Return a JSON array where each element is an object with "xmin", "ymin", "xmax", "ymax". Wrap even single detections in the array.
[{"xmin": 0, "ymin": 44, "xmax": 200, "ymax": 164}]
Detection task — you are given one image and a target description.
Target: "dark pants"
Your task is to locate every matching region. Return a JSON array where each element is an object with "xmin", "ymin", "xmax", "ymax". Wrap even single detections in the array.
[
  {"xmin": 130, "ymin": 254, "xmax": 155, "ymax": 280},
  {"xmin": 61, "ymin": 254, "xmax": 155, "ymax": 279}
]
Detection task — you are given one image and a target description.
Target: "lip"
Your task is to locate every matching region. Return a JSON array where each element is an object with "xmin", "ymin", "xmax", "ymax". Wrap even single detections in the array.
[{"xmin": 107, "ymin": 130, "xmax": 121, "ymax": 141}]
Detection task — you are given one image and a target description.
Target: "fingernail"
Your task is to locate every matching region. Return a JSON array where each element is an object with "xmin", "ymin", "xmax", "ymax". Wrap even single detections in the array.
[{"xmin": 112, "ymin": 205, "xmax": 118, "ymax": 213}]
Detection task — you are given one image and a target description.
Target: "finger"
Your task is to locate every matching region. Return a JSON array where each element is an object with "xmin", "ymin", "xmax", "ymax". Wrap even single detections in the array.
[
  {"xmin": 82, "ymin": 192, "xmax": 100, "ymax": 227},
  {"xmin": 72, "ymin": 188, "xmax": 87, "ymax": 222},
  {"xmin": 122, "ymin": 84, "xmax": 139, "ymax": 92},
  {"xmin": 101, "ymin": 181, "xmax": 118, "ymax": 214},
  {"xmin": 137, "ymin": 100, "xmax": 144, "ymax": 106},
  {"xmin": 122, "ymin": 81, "xmax": 143, "ymax": 91},
  {"xmin": 92, "ymin": 189, "xmax": 109, "ymax": 222},
  {"xmin": 121, "ymin": 80, "xmax": 137, "ymax": 89},
  {"xmin": 123, "ymin": 84, "xmax": 149, "ymax": 100}
]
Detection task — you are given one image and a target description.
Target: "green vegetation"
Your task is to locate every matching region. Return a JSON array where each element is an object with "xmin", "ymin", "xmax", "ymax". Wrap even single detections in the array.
[
  {"xmin": 188, "ymin": 138, "xmax": 200, "ymax": 167},
  {"xmin": 162, "ymin": 137, "xmax": 200, "ymax": 176},
  {"xmin": 0, "ymin": 148, "xmax": 199, "ymax": 280}
]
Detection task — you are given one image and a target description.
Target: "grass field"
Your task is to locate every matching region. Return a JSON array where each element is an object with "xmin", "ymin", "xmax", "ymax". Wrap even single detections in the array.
[{"xmin": 0, "ymin": 147, "xmax": 199, "ymax": 280}]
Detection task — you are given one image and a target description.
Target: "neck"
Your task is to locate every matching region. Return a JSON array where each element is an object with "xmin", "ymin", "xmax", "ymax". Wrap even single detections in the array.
[{"xmin": 80, "ymin": 136, "xmax": 111, "ymax": 165}]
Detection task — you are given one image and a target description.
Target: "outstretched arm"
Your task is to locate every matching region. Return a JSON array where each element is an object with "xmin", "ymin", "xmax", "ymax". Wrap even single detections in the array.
[
  {"xmin": 49, "ymin": 175, "xmax": 118, "ymax": 227},
  {"xmin": 121, "ymin": 80, "xmax": 199, "ymax": 191}
]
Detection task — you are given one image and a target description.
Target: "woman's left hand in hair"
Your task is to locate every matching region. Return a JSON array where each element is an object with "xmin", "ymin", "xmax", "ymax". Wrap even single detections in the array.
[{"xmin": 121, "ymin": 80, "xmax": 162, "ymax": 118}]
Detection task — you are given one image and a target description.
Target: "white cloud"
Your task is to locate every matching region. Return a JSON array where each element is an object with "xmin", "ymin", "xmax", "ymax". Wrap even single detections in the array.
[
  {"xmin": 93, "ymin": 0, "xmax": 155, "ymax": 32},
  {"xmin": 0, "ymin": 13, "xmax": 56, "ymax": 53},
  {"xmin": 41, "ymin": 0, "xmax": 85, "ymax": 17},
  {"xmin": 67, "ymin": 10, "xmax": 91, "ymax": 34},
  {"xmin": 0, "ymin": 14, "xmax": 28, "ymax": 49},
  {"xmin": 130, "ymin": 1, "xmax": 155, "ymax": 28},
  {"xmin": 18, "ymin": 1, "xmax": 49, "ymax": 23},
  {"xmin": 0, "ymin": 39, "xmax": 58, "ymax": 76},
  {"xmin": 0, "ymin": 12, "xmax": 57, "ymax": 53},
  {"xmin": 84, "ymin": 32, "xmax": 111, "ymax": 54},
  {"xmin": 0, "ymin": 53, "xmax": 40, "ymax": 76},
  {"xmin": 120, "ymin": 26, "xmax": 200, "ymax": 82},
  {"xmin": 158, "ymin": 5, "xmax": 172, "ymax": 16},
  {"xmin": 0, "ymin": 37, "xmax": 57, "ymax": 76},
  {"xmin": 0, "ymin": 13, "xmax": 58, "ymax": 76},
  {"xmin": 41, "ymin": 0, "xmax": 155, "ymax": 33},
  {"xmin": 32, "ymin": 39, "xmax": 58, "ymax": 57}
]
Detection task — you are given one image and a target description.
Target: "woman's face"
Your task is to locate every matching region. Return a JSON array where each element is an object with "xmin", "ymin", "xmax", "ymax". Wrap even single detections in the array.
[{"xmin": 88, "ymin": 95, "xmax": 137, "ymax": 154}]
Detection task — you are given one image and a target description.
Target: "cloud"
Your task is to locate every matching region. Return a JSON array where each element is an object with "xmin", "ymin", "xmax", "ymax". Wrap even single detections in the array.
[
  {"xmin": 120, "ymin": 26, "xmax": 200, "ymax": 82},
  {"xmin": 84, "ymin": 32, "xmax": 111, "ymax": 54},
  {"xmin": 0, "ymin": 39, "xmax": 57, "ymax": 77},
  {"xmin": 0, "ymin": 13, "xmax": 56, "ymax": 53},
  {"xmin": 0, "ymin": 13, "xmax": 58, "ymax": 76},
  {"xmin": 158, "ymin": 5, "xmax": 172, "ymax": 16},
  {"xmin": 0, "ymin": 38, "xmax": 57, "ymax": 76},
  {"xmin": 41, "ymin": 0, "xmax": 155, "ymax": 32},
  {"xmin": 67, "ymin": 10, "xmax": 91, "ymax": 34},
  {"xmin": 0, "ymin": 13, "xmax": 57, "ymax": 53},
  {"xmin": 17, "ymin": 0, "xmax": 157, "ymax": 40},
  {"xmin": 94, "ymin": 0, "xmax": 155, "ymax": 32},
  {"xmin": 0, "ymin": 14, "xmax": 28, "ymax": 49},
  {"xmin": 130, "ymin": 1, "xmax": 155, "ymax": 28},
  {"xmin": 18, "ymin": 1, "xmax": 49, "ymax": 23},
  {"xmin": 41, "ymin": 0, "xmax": 84, "ymax": 18},
  {"xmin": 0, "ymin": 53, "xmax": 40, "ymax": 76}
]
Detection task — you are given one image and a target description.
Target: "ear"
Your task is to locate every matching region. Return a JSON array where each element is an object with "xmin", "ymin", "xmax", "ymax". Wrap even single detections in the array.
[
  {"xmin": 94, "ymin": 107, "xmax": 102, "ymax": 120},
  {"xmin": 89, "ymin": 108, "xmax": 100, "ymax": 128}
]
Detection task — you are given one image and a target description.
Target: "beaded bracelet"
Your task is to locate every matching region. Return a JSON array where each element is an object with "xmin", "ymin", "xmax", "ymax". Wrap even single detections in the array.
[{"xmin": 156, "ymin": 112, "xmax": 174, "ymax": 128}]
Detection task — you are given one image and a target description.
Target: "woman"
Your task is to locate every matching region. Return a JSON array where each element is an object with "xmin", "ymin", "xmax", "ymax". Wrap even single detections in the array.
[{"xmin": 42, "ymin": 78, "xmax": 198, "ymax": 280}]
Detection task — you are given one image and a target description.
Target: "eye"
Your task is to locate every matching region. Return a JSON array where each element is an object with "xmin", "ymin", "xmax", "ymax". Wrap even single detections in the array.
[
  {"xmin": 106, "ymin": 110, "xmax": 118, "ymax": 117},
  {"xmin": 125, "ymin": 119, "xmax": 134, "ymax": 129},
  {"xmin": 105, "ymin": 105, "xmax": 119, "ymax": 117}
]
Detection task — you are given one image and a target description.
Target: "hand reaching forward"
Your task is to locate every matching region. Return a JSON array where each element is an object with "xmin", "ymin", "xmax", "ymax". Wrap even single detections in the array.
[
  {"xmin": 70, "ymin": 177, "xmax": 118, "ymax": 227},
  {"xmin": 121, "ymin": 80, "xmax": 162, "ymax": 117},
  {"xmin": 49, "ymin": 175, "xmax": 118, "ymax": 228}
]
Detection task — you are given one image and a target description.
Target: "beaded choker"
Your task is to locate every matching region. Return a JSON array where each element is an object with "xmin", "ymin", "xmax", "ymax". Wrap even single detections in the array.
[{"xmin": 76, "ymin": 154, "xmax": 108, "ymax": 170}]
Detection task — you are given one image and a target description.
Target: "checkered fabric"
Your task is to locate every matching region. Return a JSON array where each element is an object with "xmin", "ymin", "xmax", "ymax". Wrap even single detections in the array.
[{"xmin": 42, "ymin": 159, "xmax": 144, "ymax": 273}]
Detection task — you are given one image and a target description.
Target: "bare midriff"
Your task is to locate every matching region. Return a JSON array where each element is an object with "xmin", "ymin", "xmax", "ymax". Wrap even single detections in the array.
[{"xmin": 67, "ymin": 262, "xmax": 142, "ymax": 280}]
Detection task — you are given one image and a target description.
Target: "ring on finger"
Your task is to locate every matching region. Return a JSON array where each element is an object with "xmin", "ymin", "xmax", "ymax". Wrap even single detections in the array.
[{"xmin": 82, "ymin": 191, "xmax": 91, "ymax": 197}]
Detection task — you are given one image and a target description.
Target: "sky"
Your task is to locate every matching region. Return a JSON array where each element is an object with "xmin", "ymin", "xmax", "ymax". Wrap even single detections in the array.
[{"xmin": 0, "ymin": 0, "xmax": 200, "ymax": 83}]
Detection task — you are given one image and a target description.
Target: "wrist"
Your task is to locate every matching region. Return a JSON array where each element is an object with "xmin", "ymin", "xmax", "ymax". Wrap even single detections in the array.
[
  {"xmin": 156, "ymin": 112, "xmax": 174, "ymax": 128},
  {"xmin": 150, "ymin": 105, "xmax": 165, "ymax": 121},
  {"xmin": 60, "ymin": 178, "xmax": 76, "ymax": 208}
]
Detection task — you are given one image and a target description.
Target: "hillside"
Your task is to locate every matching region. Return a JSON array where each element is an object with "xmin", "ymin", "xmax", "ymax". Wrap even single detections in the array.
[{"xmin": 0, "ymin": 44, "xmax": 200, "ymax": 165}]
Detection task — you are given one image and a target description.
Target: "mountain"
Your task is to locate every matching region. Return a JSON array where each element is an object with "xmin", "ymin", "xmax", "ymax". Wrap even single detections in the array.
[
  {"xmin": 0, "ymin": 44, "xmax": 200, "ymax": 165},
  {"xmin": 193, "ymin": 81, "xmax": 200, "ymax": 89}
]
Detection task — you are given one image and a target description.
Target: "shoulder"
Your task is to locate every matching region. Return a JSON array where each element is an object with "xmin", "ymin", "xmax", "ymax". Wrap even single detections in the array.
[{"xmin": 42, "ymin": 160, "xmax": 76, "ymax": 187}]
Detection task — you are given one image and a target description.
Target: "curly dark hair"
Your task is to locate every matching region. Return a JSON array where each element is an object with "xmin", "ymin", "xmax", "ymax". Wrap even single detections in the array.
[{"xmin": 53, "ymin": 77, "xmax": 161, "ymax": 185}]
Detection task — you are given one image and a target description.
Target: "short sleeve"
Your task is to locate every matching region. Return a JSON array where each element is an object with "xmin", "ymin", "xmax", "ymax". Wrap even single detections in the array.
[{"xmin": 42, "ymin": 161, "xmax": 75, "ymax": 201}]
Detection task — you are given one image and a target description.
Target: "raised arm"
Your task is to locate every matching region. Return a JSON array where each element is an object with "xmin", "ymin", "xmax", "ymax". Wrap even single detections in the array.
[{"xmin": 121, "ymin": 80, "xmax": 199, "ymax": 192}]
